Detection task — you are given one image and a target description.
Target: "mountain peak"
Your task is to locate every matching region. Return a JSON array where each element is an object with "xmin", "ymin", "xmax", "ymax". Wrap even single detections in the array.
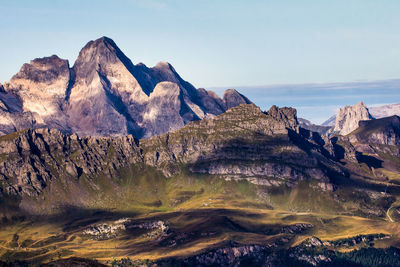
[
  {"xmin": 0, "ymin": 37, "xmax": 256, "ymax": 139},
  {"xmin": 222, "ymin": 88, "xmax": 252, "ymax": 110},
  {"xmin": 331, "ymin": 101, "xmax": 373, "ymax": 135},
  {"xmin": 355, "ymin": 101, "xmax": 366, "ymax": 107},
  {"xmin": 10, "ymin": 54, "xmax": 69, "ymax": 82},
  {"xmin": 84, "ymin": 36, "xmax": 118, "ymax": 49},
  {"xmin": 72, "ymin": 36, "xmax": 136, "ymax": 85},
  {"xmin": 74, "ymin": 36, "xmax": 131, "ymax": 68},
  {"xmin": 154, "ymin": 61, "xmax": 172, "ymax": 69}
]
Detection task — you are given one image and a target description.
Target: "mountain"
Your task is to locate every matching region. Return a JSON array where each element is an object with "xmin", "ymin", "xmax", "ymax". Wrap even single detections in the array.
[
  {"xmin": 369, "ymin": 103, "xmax": 400, "ymax": 119},
  {"xmin": 1, "ymin": 103, "xmax": 400, "ymax": 265},
  {"xmin": 0, "ymin": 37, "xmax": 251, "ymax": 138},
  {"xmin": 2, "ymin": 38, "xmax": 400, "ymax": 266},
  {"xmin": 348, "ymin": 115, "xmax": 400, "ymax": 145},
  {"xmin": 321, "ymin": 115, "xmax": 336, "ymax": 127},
  {"xmin": 322, "ymin": 102, "xmax": 400, "ymax": 127},
  {"xmin": 330, "ymin": 101, "xmax": 373, "ymax": 135},
  {"xmin": 0, "ymin": 104, "xmax": 334, "ymax": 205},
  {"xmin": 298, "ymin": 118, "xmax": 331, "ymax": 135}
]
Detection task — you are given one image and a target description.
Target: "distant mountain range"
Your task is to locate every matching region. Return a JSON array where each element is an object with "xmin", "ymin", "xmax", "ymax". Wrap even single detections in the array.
[
  {"xmin": 0, "ymin": 37, "xmax": 251, "ymax": 138},
  {"xmin": 298, "ymin": 102, "xmax": 400, "ymax": 136},
  {"xmin": 1, "ymin": 101, "xmax": 400, "ymax": 265},
  {"xmin": 1, "ymin": 36, "xmax": 400, "ymax": 266},
  {"xmin": 322, "ymin": 103, "xmax": 400, "ymax": 126}
]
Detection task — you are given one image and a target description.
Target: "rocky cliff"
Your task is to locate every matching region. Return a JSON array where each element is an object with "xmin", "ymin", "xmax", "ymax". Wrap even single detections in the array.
[
  {"xmin": 0, "ymin": 104, "xmax": 345, "ymax": 214},
  {"xmin": 348, "ymin": 115, "xmax": 400, "ymax": 145},
  {"xmin": 322, "ymin": 102, "xmax": 400, "ymax": 128},
  {"xmin": 0, "ymin": 37, "xmax": 251, "ymax": 138},
  {"xmin": 331, "ymin": 102, "xmax": 373, "ymax": 135}
]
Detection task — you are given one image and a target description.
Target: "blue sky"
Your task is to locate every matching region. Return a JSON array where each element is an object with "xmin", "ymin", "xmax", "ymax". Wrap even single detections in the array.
[
  {"xmin": 212, "ymin": 79, "xmax": 400, "ymax": 123},
  {"xmin": 1, "ymin": 0, "xmax": 399, "ymax": 122}
]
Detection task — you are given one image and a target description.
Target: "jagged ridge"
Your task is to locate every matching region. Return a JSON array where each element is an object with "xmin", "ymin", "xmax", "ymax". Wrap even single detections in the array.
[
  {"xmin": 0, "ymin": 104, "xmax": 345, "ymax": 214},
  {"xmin": 0, "ymin": 36, "xmax": 252, "ymax": 138}
]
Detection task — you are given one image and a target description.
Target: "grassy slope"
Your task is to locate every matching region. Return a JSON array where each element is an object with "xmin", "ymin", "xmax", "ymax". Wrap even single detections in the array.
[
  {"xmin": 0, "ymin": 108, "xmax": 400, "ymax": 264},
  {"xmin": 1, "ymin": 164, "xmax": 400, "ymax": 264}
]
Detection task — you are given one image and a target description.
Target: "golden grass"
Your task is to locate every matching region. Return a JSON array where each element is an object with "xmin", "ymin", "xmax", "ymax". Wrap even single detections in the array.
[{"xmin": 0, "ymin": 208, "xmax": 398, "ymax": 264}]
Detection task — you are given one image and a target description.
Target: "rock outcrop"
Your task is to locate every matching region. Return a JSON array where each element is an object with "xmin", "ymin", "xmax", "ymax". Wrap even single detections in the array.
[
  {"xmin": 0, "ymin": 36, "xmax": 252, "ymax": 139},
  {"xmin": 0, "ymin": 104, "xmax": 342, "ymax": 213},
  {"xmin": 348, "ymin": 115, "xmax": 400, "ymax": 145},
  {"xmin": 221, "ymin": 89, "xmax": 252, "ymax": 110},
  {"xmin": 331, "ymin": 102, "xmax": 372, "ymax": 135},
  {"xmin": 322, "ymin": 102, "xmax": 400, "ymax": 128}
]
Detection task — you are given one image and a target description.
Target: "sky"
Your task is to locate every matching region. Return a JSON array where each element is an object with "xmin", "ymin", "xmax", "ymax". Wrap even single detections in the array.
[
  {"xmin": 211, "ymin": 79, "xmax": 400, "ymax": 124},
  {"xmin": 0, "ymin": 0, "xmax": 399, "ymax": 122}
]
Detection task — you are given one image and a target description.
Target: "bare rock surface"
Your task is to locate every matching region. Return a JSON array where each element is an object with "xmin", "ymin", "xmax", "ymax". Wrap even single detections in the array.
[
  {"xmin": 322, "ymin": 102, "xmax": 400, "ymax": 128},
  {"xmin": 0, "ymin": 36, "xmax": 252, "ymax": 138},
  {"xmin": 0, "ymin": 104, "xmax": 343, "ymax": 212},
  {"xmin": 348, "ymin": 115, "xmax": 400, "ymax": 145},
  {"xmin": 331, "ymin": 102, "xmax": 372, "ymax": 135}
]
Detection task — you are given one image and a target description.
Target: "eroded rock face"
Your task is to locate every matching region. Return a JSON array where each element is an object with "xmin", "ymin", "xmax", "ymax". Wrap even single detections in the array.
[
  {"xmin": 349, "ymin": 116, "xmax": 400, "ymax": 145},
  {"xmin": 0, "ymin": 36, "xmax": 252, "ymax": 138},
  {"xmin": 0, "ymin": 128, "xmax": 141, "ymax": 197},
  {"xmin": 141, "ymin": 104, "xmax": 338, "ymax": 185},
  {"xmin": 0, "ymin": 89, "xmax": 40, "ymax": 136},
  {"xmin": 222, "ymin": 89, "xmax": 252, "ymax": 110},
  {"xmin": 0, "ymin": 104, "xmax": 341, "ymax": 210},
  {"xmin": 331, "ymin": 102, "xmax": 372, "ymax": 135},
  {"xmin": 5, "ymin": 55, "xmax": 70, "ymax": 122},
  {"xmin": 323, "ymin": 102, "xmax": 400, "ymax": 126}
]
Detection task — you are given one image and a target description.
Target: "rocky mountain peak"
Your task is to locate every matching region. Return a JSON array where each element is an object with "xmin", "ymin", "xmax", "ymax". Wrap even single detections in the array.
[
  {"xmin": 154, "ymin": 61, "xmax": 172, "ymax": 69},
  {"xmin": 151, "ymin": 61, "xmax": 181, "ymax": 84},
  {"xmin": 9, "ymin": 55, "xmax": 70, "ymax": 86},
  {"xmin": 331, "ymin": 101, "xmax": 372, "ymax": 135},
  {"xmin": 0, "ymin": 36, "xmax": 254, "ymax": 139},
  {"xmin": 265, "ymin": 105, "xmax": 299, "ymax": 131},
  {"xmin": 76, "ymin": 36, "xmax": 121, "ymax": 57},
  {"xmin": 72, "ymin": 36, "xmax": 134, "ymax": 83},
  {"xmin": 222, "ymin": 89, "xmax": 252, "ymax": 110},
  {"xmin": 3, "ymin": 54, "xmax": 71, "ymax": 121}
]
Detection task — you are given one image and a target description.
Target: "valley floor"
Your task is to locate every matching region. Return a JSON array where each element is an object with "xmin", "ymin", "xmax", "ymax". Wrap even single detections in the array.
[{"xmin": 1, "ymin": 206, "xmax": 399, "ymax": 266}]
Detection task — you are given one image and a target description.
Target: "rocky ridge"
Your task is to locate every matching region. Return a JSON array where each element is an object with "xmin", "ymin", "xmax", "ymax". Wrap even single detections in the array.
[
  {"xmin": 0, "ymin": 104, "xmax": 345, "ymax": 213},
  {"xmin": 0, "ymin": 37, "xmax": 251, "ymax": 139},
  {"xmin": 330, "ymin": 101, "xmax": 373, "ymax": 135},
  {"xmin": 322, "ymin": 102, "xmax": 400, "ymax": 128},
  {"xmin": 348, "ymin": 115, "xmax": 400, "ymax": 145}
]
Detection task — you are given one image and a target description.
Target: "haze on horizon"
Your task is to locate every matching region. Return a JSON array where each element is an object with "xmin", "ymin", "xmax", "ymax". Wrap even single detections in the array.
[{"xmin": 1, "ymin": 0, "xmax": 399, "ymax": 123}]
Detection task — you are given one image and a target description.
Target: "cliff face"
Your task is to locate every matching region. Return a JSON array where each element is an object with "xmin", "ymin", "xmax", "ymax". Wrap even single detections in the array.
[
  {"xmin": 0, "ymin": 104, "xmax": 342, "ymax": 213},
  {"xmin": 322, "ymin": 102, "xmax": 400, "ymax": 129},
  {"xmin": 331, "ymin": 102, "xmax": 372, "ymax": 135},
  {"xmin": 348, "ymin": 116, "xmax": 400, "ymax": 145},
  {"xmin": 6, "ymin": 55, "xmax": 71, "ymax": 121},
  {"xmin": 0, "ymin": 37, "xmax": 252, "ymax": 139}
]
